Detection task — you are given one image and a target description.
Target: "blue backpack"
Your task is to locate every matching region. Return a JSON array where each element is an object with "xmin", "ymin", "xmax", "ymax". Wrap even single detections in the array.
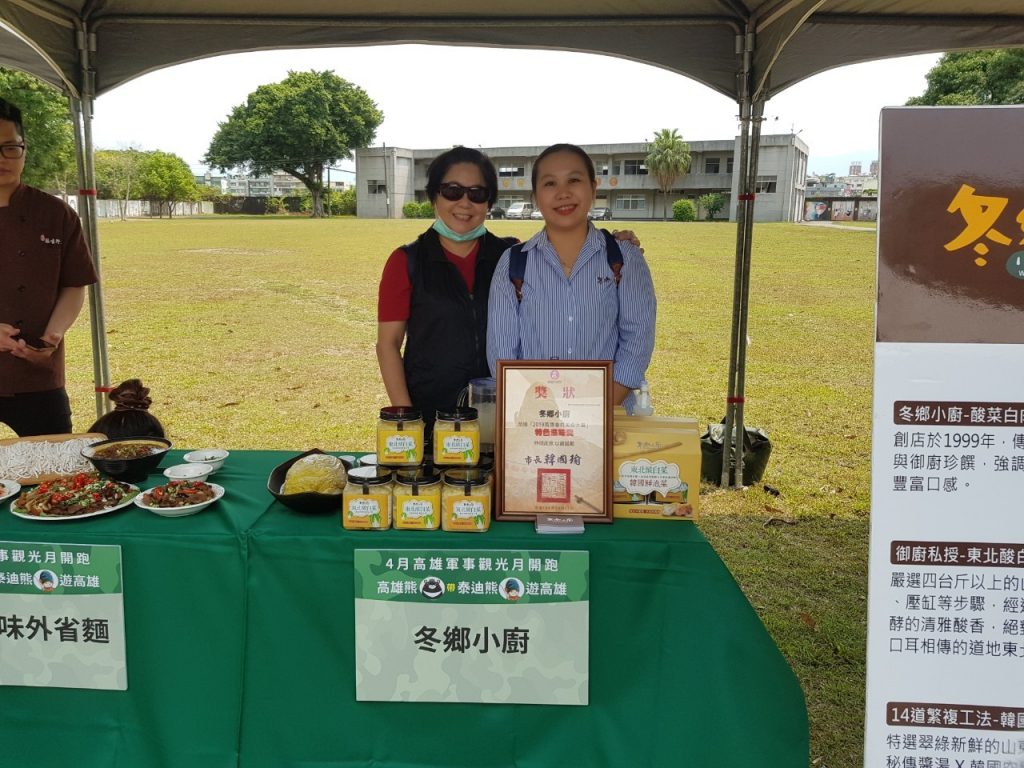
[{"xmin": 508, "ymin": 229, "xmax": 623, "ymax": 302}]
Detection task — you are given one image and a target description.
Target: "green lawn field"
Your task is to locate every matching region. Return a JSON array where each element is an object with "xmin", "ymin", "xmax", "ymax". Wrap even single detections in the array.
[{"xmin": 6, "ymin": 216, "xmax": 877, "ymax": 767}]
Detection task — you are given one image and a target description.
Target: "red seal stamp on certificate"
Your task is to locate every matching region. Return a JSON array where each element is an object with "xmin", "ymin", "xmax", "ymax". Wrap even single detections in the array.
[{"xmin": 537, "ymin": 468, "xmax": 571, "ymax": 503}]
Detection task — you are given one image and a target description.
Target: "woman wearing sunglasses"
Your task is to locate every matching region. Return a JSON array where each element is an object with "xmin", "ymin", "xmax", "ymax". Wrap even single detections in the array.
[
  {"xmin": 376, "ymin": 146, "xmax": 514, "ymax": 441},
  {"xmin": 376, "ymin": 145, "xmax": 641, "ymax": 438}
]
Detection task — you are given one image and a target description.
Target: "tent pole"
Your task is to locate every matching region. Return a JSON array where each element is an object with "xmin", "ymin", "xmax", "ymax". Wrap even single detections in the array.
[
  {"xmin": 733, "ymin": 97, "xmax": 765, "ymax": 487},
  {"xmin": 723, "ymin": 21, "xmax": 768, "ymax": 489},
  {"xmin": 72, "ymin": 26, "xmax": 111, "ymax": 419},
  {"xmin": 722, "ymin": 99, "xmax": 749, "ymax": 488}
]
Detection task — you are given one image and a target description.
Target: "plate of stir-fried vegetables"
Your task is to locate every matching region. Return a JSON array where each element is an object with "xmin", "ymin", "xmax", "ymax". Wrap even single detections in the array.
[
  {"xmin": 135, "ymin": 480, "xmax": 224, "ymax": 517},
  {"xmin": 11, "ymin": 472, "xmax": 139, "ymax": 520}
]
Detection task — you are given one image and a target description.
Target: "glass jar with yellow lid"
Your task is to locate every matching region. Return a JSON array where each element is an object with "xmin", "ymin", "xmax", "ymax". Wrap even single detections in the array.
[
  {"xmin": 377, "ymin": 406, "xmax": 424, "ymax": 467},
  {"xmin": 441, "ymin": 468, "xmax": 491, "ymax": 532},
  {"xmin": 433, "ymin": 407, "xmax": 480, "ymax": 467},
  {"xmin": 342, "ymin": 467, "xmax": 394, "ymax": 530},
  {"xmin": 393, "ymin": 468, "xmax": 442, "ymax": 530}
]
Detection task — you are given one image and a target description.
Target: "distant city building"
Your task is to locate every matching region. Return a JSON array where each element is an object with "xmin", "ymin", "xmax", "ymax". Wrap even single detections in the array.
[
  {"xmin": 849, "ymin": 160, "xmax": 862, "ymax": 176},
  {"xmin": 355, "ymin": 133, "xmax": 810, "ymax": 222},
  {"xmin": 869, "ymin": 159, "xmax": 879, "ymax": 175},
  {"xmin": 198, "ymin": 170, "xmax": 350, "ymax": 197}
]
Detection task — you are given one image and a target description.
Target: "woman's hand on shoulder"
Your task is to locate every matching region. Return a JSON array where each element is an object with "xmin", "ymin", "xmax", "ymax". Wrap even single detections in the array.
[{"xmin": 611, "ymin": 229, "xmax": 643, "ymax": 254}]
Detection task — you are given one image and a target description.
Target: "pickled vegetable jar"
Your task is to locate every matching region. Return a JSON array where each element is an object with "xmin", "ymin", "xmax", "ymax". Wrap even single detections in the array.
[
  {"xmin": 441, "ymin": 468, "xmax": 491, "ymax": 532},
  {"xmin": 433, "ymin": 407, "xmax": 480, "ymax": 466},
  {"xmin": 377, "ymin": 406, "xmax": 424, "ymax": 467},
  {"xmin": 342, "ymin": 467, "xmax": 394, "ymax": 530},
  {"xmin": 393, "ymin": 469, "xmax": 442, "ymax": 530}
]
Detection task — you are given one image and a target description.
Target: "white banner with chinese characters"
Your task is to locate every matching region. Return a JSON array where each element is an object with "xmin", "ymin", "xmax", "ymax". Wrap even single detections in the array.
[
  {"xmin": 354, "ymin": 549, "xmax": 589, "ymax": 705},
  {"xmin": 0, "ymin": 541, "xmax": 127, "ymax": 690},
  {"xmin": 866, "ymin": 107, "xmax": 1024, "ymax": 767}
]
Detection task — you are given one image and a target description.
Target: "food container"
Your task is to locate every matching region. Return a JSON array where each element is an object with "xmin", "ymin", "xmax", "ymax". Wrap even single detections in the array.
[
  {"xmin": 393, "ymin": 469, "xmax": 441, "ymax": 530},
  {"xmin": 441, "ymin": 468, "xmax": 491, "ymax": 532},
  {"xmin": 184, "ymin": 449, "xmax": 229, "ymax": 472},
  {"xmin": 433, "ymin": 407, "xmax": 480, "ymax": 466},
  {"xmin": 164, "ymin": 463, "xmax": 214, "ymax": 482},
  {"xmin": 376, "ymin": 407, "xmax": 424, "ymax": 467},
  {"xmin": 342, "ymin": 467, "xmax": 393, "ymax": 530},
  {"xmin": 82, "ymin": 436, "xmax": 172, "ymax": 482},
  {"xmin": 267, "ymin": 449, "xmax": 350, "ymax": 514}
]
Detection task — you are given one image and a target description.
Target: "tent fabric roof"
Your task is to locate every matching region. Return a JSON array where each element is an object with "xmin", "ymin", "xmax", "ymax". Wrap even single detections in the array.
[{"xmin": 2, "ymin": 1, "xmax": 1024, "ymax": 103}]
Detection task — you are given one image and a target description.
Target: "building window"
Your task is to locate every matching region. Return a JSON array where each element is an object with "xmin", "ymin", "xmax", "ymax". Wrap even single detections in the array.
[
  {"xmin": 616, "ymin": 195, "xmax": 646, "ymax": 210},
  {"xmin": 622, "ymin": 160, "xmax": 648, "ymax": 175},
  {"xmin": 704, "ymin": 157, "xmax": 721, "ymax": 174},
  {"xmin": 367, "ymin": 180, "xmax": 387, "ymax": 194},
  {"xmin": 726, "ymin": 157, "xmax": 734, "ymax": 174},
  {"xmin": 498, "ymin": 166, "xmax": 525, "ymax": 177},
  {"xmin": 498, "ymin": 197, "xmax": 523, "ymax": 209},
  {"xmin": 754, "ymin": 176, "xmax": 778, "ymax": 194},
  {"xmin": 597, "ymin": 163, "xmax": 610, "ymax": 176}
]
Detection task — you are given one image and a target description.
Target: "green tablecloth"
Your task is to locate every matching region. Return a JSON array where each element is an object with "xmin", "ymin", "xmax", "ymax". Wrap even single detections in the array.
[{"xmin": 0, "ymin": 450, "xmax": 807, "ymax": 768}]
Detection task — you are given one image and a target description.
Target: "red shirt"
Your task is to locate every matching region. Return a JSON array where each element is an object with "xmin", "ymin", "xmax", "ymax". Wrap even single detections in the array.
[{"xmin": 378, "ymin": 240, "xmax": 480, "ymax": 322}]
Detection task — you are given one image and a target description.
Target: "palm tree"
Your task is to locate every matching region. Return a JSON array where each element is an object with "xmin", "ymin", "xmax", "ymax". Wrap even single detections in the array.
[{"xmin": 645, "ymin": 129, "xmax": 691, "ymax": 221}]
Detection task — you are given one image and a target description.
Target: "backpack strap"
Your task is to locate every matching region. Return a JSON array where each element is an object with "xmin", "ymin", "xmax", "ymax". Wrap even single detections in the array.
[
  {"xmin": 601, "ymin": 229, "xmax": 624, "ymax": 286},
  {"xmin": 509, "ymin": 232, "xmax": 623, "ymax": 302},
  {"xmin": 508, "ymin": 243, "xmax": 528, "ymax": 302}
]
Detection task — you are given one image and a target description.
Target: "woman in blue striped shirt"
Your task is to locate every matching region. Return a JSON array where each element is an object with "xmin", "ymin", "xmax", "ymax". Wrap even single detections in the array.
[{"xmin": 486, "ymin": 143, "xmax": 656, "ymax": 405}]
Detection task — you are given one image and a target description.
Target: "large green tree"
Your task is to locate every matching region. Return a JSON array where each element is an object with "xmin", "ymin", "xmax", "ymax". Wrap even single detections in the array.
[
  {"xmin": 204, "ymin": 70, "xmax": 383, "ymax": 218},
  {"xmin": 137, "ymin": 150, "xmax": 199, "ymax": 218},
  {"xmin": 907, "ymin": 49, "xmax": 1024, "ymax": 106},
  {"xmin": 645, "ymin": 128, "xmax": 691, "ymax": 221},
  {"xmin": 0, "ymin": 67, "xmax": 75, "ymax": 193},
  {"xmin": 95, "ymin": 148, "xmax": 144, "ymax": 219}
]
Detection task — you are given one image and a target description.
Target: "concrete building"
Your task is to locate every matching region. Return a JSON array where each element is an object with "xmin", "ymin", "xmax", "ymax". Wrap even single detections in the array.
[
  {"xmin": 210, "ymin": 170, "xmax": 350, "ymax": 197},
  {"xmin": 355, "ymin": 134, "xmax": 810, "ymax": 222}
]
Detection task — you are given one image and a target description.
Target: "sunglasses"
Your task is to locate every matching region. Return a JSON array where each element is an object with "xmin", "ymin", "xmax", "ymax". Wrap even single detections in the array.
[
  {"xmin": 0, "ymin": 143, "xmax": 26, "ymax": 159},
  {"xmin": 439, "ymin": 182, "xmax": 489, "ymax": 204}
]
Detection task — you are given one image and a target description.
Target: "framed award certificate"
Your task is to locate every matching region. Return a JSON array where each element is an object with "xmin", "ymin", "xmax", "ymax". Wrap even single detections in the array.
[{"xmin": 495, "ymin": 361, "xmax": 613, "ymax": 523}]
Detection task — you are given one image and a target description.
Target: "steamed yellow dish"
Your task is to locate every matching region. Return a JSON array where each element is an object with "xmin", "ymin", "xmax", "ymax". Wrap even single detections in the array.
[{"xmin": 281, "ymin": 454, "xmax": 348, "ymax": 495}]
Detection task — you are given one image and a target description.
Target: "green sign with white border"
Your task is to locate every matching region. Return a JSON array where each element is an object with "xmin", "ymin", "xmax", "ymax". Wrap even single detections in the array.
[
  {"xmin": 0, "ymin": 541, "xmax": 126, "ymax": 690},
  {"xmin": 354, "ymin": 549, "xmax": 589, "ymax": 705}
]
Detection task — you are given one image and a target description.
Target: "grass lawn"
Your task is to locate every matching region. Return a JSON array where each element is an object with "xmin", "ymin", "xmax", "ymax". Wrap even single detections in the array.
[{"xmin": 7, "ymin": 216, "xmax": 876, "ymax": 767}]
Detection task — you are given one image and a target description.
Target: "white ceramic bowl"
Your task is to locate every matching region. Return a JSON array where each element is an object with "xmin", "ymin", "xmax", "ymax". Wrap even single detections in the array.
[
  {"xmin": 135, "ymin": 482, "xmax": 225, "ymax": 517},
  {"xmin": 164, "ymin": 463, "xmax": 214, "ymax": 482},
  {"xmin": 183, "ymin": 449, "xmax": 229, "ymax": 472}
]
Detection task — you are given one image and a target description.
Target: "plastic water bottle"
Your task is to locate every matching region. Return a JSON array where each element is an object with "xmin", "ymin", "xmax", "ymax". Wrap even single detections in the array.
[{"xmin": 632, "ymin": 380, "xmax": 654, "ymax": 416}]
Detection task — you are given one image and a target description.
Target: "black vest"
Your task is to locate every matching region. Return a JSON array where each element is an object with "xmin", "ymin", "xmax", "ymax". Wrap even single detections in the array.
[{"xmin": 402, "ymin": 228, "xmax": 515, "ymax": 427}]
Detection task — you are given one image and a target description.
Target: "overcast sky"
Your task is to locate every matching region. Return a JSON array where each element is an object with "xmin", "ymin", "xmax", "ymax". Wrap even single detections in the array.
[{"xmin": 90, "ymin": 44, "xmax": 940, "ymax": 178}]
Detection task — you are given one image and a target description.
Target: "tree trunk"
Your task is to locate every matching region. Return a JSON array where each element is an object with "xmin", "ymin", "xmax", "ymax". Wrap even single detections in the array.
[{"xmin": 311, "ymin": 187, "xmax": 325, "ymax": 218}]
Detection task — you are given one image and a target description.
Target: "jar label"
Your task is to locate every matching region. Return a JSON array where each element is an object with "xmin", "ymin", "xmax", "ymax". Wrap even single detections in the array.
[
  {"xmin": 400, "ymin": 499, "xmax": 435, "ymax": 519},
  {"xmin": 452, "ymin": 499, "xmax": 485, "ymax": 519},
  {"xmin": 443, "ymin": 435, "xmax": 474, "ymax": 454},
  {"xmin": 348, "ymin": 498, "xmax": 381, "ymax": 517},
  {"xmin": 385, "ymin": 434, "xmax": 416, "ymax": 454}
]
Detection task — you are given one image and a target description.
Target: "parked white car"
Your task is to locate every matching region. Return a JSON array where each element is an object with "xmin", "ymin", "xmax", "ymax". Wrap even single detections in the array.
[{"xmin": 506, "ymin": 202, "xmax": 534, "ymax": 219}]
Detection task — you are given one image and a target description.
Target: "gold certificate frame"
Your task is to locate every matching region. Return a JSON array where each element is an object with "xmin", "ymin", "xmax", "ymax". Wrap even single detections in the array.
[{"xmin": 495, "ymin": 360, "xmax": 613, "ymax": 523}]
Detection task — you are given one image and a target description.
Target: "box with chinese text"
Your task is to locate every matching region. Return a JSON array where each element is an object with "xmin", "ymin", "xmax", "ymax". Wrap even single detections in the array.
[{"xmin": 612, "ymin": 413, "xmax": 700, "ymax": 520}]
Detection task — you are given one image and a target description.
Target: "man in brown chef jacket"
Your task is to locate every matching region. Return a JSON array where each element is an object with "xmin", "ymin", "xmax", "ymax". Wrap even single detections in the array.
[{"xmin": 0, "ymin": 97, "xmax": 98, "ymax": 436}]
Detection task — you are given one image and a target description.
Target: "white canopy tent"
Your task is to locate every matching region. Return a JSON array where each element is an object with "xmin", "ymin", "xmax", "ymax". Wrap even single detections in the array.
[{"xmin": 3, "ymin": 1, "xmax": 1023, "ymax": 485}]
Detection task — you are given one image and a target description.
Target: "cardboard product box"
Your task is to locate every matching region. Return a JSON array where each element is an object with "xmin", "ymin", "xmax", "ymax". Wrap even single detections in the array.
[{"xmin": 612, "ymin": 413, "xmax": 701, "ymax": 521}]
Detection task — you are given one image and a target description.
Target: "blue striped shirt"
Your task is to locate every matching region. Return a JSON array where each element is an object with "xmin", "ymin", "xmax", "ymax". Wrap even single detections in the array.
[{"xmin": 487, "ymin": 224, "xmax": 656, "ymax": 391}]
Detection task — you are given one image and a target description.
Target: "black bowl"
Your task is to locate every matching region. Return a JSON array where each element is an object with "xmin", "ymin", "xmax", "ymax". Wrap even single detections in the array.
[
  {"xmin": 82, "ymin": 436, "xmax": 172, "ymax": 482},
  {"xmin": 267, "ymin": 449, "xmax": 351, "ymax": 514}
]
